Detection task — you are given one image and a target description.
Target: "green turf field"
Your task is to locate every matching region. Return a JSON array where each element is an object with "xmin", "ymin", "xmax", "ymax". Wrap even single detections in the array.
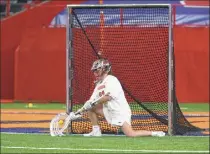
[
  {"xmin": 1, "ymin": 133, "xmax": 209, "ymax": 153},
  {"xmin": 1, "ymin": 102, "xmax": 209, "ymax": 112},
  {"xmin": 1, "ymin": 103, "xmax": 209, "ymax": 153}
]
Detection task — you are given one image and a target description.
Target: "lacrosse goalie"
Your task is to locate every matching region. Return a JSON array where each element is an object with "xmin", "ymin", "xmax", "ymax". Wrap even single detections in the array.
[{"xmin": 50, "ymin": 58, "xmax": 166, "ymax": 137}]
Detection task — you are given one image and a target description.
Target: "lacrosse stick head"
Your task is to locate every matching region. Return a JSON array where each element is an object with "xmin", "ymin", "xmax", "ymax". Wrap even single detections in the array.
[{"xmin": 50, "ymin": 112, "xmax": 70, "ymax": 137}]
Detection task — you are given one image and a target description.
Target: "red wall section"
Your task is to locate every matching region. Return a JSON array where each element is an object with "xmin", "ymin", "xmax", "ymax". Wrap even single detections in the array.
[
  {"xmin": 1, "ymin": 11, "xmax": 26, "ymax": 99},
  {"xmin": 174, "ymin": 26, "xmax": 209, "ymax": 102},
  {"xmin": 13, "ymin": 26, "xmax": 209, "ymax": 103},
  {"xmin": 14, "ymin": 28, "xmax": 66, "ymax": 101},
  {"xmin": 0, "ymin": 0, "xmax": 86, "ymax": 100},
  {"xmin": 1, "ymin": 2, "xmax": 209, "ymax": 102},
  {"xmin": 185, "ymin": 0, "xmax": 209, "ymax": 6}
]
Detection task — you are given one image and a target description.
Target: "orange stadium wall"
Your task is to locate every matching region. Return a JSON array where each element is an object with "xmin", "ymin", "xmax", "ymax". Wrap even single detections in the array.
[
  {"xmin": 0, "ymin": 0, "xmax": 86, "ymax": 101},
  {"xmin": 14, "ymin": 28, "xmax": 66, "ymax": 102},
  {"xmin": 13, "ymin": 26, "xmax": 210, "ymax": 103},
  {"xmin": 174, "ymin": 26, "xmax": 209, "ymax": 103},
  {"xmin": 1, "ymin": 4, "xmax": 209, "ymax": 103}
]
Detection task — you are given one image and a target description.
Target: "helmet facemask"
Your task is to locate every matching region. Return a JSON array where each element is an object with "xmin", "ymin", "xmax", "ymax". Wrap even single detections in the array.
[{"xmin": 91, "ymin": 59, "xmax": 111, "ymax": 82}]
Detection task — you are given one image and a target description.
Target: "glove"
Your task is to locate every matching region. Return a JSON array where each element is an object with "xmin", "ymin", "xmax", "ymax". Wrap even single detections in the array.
[
  {"xmin": 83, "ymin": 100, "xmax": 93, "ymax": 110},
  {"xmin": 70, "ymin": 112, "xmax": 82, "ymax": 120},
  {"xmin": 65, "ymin": 112, "xmax": 82, "ymax": 122}
]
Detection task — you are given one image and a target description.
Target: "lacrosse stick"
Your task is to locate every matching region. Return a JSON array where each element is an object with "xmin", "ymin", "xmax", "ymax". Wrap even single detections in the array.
[{"xmin": 50, "ymin": 94, "xmax": 107, "ymax": 136}]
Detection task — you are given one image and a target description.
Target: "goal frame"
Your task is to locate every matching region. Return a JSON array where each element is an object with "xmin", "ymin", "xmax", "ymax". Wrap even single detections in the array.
[{"xmin": 66, "ymin": 4, "xmax": 175, "ymax": 136}]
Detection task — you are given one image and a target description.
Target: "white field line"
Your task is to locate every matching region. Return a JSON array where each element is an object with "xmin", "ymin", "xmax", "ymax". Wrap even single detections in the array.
[
  {"xmin": 1, "ymin": 146, "xmax": 209, "ymax": 153},
  {"xmin": 1, "ymin": 132, "xmax": 209, "ymax": 137}
]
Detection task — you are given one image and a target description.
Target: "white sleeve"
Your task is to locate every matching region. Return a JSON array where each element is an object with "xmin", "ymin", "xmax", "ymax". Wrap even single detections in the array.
[
  {"xmin": 104, "ymin": 77, "xmax": 121, "ymax": 100},
  {"xmin": 89, "ymin": 86, "xmax": 98, "ymax": 102}
]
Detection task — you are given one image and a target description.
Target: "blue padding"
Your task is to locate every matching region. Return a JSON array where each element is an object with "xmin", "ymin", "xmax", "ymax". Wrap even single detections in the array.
[
  {"xmin": 50, "ymin": 0, "xmax": 209, "ymax": 26},
  {"xmin": 1, "ymin": 128, "xmax": 48, "ymax": 133}
]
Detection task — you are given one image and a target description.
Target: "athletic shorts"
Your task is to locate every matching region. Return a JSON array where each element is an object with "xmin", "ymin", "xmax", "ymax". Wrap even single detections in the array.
[{"xmin": 103, "ymin": 107, "xmax": 131, "ymax": 127}]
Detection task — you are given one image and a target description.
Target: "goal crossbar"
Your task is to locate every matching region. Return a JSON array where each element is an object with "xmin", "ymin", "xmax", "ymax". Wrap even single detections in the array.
[{"xmin": 67, "ymin": 4, "xmax": 171, "ymax": 8}]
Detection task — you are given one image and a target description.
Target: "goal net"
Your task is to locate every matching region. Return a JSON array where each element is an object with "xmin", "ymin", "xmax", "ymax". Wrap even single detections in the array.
[{"xmin": 66, "ymin": 4, "xmax": 201, "ymax": 135}]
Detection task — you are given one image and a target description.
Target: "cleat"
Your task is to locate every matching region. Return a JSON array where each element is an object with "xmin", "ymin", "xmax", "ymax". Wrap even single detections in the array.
[
  {"xmin": 152, "ymin": 131, "xmax": 166, "ymax": 137},
  {"xmin": 83, "ymin": 130, "xmax": 102, "ymax": 137}
]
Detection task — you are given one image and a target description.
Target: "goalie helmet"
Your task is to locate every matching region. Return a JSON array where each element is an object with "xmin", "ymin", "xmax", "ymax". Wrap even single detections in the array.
[{"xmin": 91, "ymin": 59, "xmax": 111, "ymax": 73}]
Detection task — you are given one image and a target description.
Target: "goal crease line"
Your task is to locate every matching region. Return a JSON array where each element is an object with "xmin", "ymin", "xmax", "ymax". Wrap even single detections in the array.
[{"xmin": 1, "ymin": 146, "xmax": 209, "ymax": 153}]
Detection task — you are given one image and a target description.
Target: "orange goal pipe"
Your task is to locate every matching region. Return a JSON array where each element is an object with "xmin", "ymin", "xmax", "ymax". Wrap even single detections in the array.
[
  {"xmin": 99, "ymin": 0, "xmax": 103, "ymax": 5},
  {"xmin": 6, "ymin": 0, "xmax": 11, "ymax": 16},
  {"xmin": 99, "ymin": 0, "xmax": 104, "ymax": 55}
]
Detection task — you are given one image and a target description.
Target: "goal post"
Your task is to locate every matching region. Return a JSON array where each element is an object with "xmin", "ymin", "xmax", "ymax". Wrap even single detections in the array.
[
  {"xmin": 66, "ymin": 4, "xmax": 201, "ymax": 136},
  {"xmin": 167, "ymin": 4, "xmax": 174, "ymax": 136}
]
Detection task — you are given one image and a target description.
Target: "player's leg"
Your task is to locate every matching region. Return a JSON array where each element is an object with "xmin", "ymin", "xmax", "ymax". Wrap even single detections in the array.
[
  {"xmin": 110, "ymin": 115, "xmax": 151, "ymax": 137},
  {"xmin": 111, "ymin": 114, "xmax": 165, "ymax": 137},
  {"xmin": 87, "ymin": 103, "xmax": 105, "ymax": 124},
  {"xmin": 121, "ymin": 121, "xmax": 152, "ymax": 137},
  {"xmin": 84, "ymin": 104, "xmax": 104, "ymax": 137},
  {"xmin": 121, "ymin": 121, "xmax": 165, "ymax": 137}
]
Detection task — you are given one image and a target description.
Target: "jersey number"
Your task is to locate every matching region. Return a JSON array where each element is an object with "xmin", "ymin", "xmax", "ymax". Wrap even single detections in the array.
[{"xmin": 99, "ymin": 91, "xmax": 105, "ymax": 97}]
